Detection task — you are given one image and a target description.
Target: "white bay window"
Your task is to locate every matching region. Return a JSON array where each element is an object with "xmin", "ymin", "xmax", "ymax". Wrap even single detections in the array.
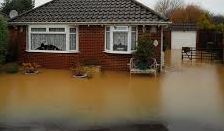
[
  {"xmin": 105, "ymin": 26, "xmax": 137, "ymax": 54},
  {"xmin": 28, "ymin": 25, "xmax": 78, "ymax": 53}
]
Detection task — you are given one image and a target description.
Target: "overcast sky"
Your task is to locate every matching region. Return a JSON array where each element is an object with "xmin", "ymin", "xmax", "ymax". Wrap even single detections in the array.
[
  {"xmin": 140, "ymin": 0, "xmax": 224, "ymax": 15},
  {"xmin": 1, "ymin": 0, "xmax": 224, "ymax": 15}
]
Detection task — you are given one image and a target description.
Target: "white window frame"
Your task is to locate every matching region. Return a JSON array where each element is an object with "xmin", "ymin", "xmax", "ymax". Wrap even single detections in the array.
[
  {"xmin": 104, "ymin": 26, "xmax": 138, "ymax": 54},
  {"xmin": 27, "ymin": 25, "xmax": 79, "ymax": 53}
]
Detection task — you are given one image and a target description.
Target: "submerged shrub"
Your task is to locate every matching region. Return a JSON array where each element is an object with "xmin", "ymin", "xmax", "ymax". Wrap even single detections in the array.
[{"xmin": 5, "ymin": 63, "xmax": 19, "ymax": 74}]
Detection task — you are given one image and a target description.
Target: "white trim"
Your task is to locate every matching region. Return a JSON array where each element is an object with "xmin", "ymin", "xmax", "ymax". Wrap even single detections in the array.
[
  {"xmin": 26, "ymin": 50, "xmax": 79, "ymax": 54},
  {"xmin": 135, "ymin": 26, "xmax": 138, "ymax": 48},
  {"xmin": 28, "ymin": 25, "xmax": 79, "ymax": 53},
  {"xmin": 104, "ymin": 25, "xmax": 137, "ymax": 54},
  {"xmin": 131, "ymin": 26, "xmax": 138, "ymax": 50},
  {"xmin": 103, "ymin": 50, "xmax": 136, "ymax": 54},
  {"xmin": 110, "ymin": 26, "xmax": 113, "ymax": 52},
  {"xmin": 76, "ymin": 27, "xmax": 79, "ymax": 52},
  {"xmin": 65, "ymin": 26, "xmax": 69, "ymax": 51},
  {"xmin": 105, "ymin": 27, "xmax": 111, "ymax": 51}
]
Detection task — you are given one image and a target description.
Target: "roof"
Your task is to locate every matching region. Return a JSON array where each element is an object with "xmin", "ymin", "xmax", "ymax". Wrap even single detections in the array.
[
  {"xmin": 9, "ymin": 0, "xmax": 170, "ymax": 25},
  {"xmin": 171, "ymin": 23, "xmax": 198, "ymax": 31}
]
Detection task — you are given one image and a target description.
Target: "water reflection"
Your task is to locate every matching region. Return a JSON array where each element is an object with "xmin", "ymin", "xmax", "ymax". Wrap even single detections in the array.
[
  {"xmin": 162, "ymin": 50, "xmax": 224, "ymax": 131},
  {"xmin": 0, "ymin": 50, "xmax": 223, "ymax": 131}
]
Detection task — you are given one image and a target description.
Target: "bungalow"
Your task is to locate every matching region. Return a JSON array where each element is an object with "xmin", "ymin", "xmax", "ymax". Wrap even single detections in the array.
[{"xmin": 8, "ymin": 0, "xmax": 170, "ymax": 71}]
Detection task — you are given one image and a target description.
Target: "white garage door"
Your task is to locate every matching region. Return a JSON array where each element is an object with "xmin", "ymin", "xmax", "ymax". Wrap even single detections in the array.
[{"xmin": 171, "ymin": 31, "xmax": 197, "ymax": 49}]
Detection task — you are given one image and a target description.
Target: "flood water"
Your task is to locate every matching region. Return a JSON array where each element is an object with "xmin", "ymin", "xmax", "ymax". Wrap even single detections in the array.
[{"xmin": 0, "ymin": 50, "xmax": 224, "ymax": 131}]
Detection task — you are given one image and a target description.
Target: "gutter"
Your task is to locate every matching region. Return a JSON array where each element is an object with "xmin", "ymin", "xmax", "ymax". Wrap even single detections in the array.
[{"xmin": 8, "ymin": 21, "xmax": 172, "ymax": 26}]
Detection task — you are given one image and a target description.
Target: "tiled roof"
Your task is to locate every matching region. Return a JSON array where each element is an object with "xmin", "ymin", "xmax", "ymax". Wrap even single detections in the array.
[{"xmin": 9, "ymin": 0, "xmax": 169, "ymax": 24}]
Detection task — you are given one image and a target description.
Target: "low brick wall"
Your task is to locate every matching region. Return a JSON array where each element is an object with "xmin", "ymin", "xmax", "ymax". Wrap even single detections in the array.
[{"xmin": 9, "ymin": 25, "xmax": 161, "ymax": 71}]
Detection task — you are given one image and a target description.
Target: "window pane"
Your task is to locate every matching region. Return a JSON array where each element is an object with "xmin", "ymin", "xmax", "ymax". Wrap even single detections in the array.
[
  {"xmin": 49, "ymin": 28, "xmax": 65, "ymax": 32},
  {"xmin": 31, "ymin": 28, "xmax": 46, "ymax": 32},
  {"xmin": 31, "ymin": 34, "xmax": 66, "ymax": 51},
  {"xmin": 70, "ymin": 34, "xmax": 76, "ymax": 50},
  {"xmin": 113, "ymin": 32, "xmax": 128, "ymax": 51},
  {"xmin": 70, "ymin": 28, "xmax": 76, "ymax": 33},
  {"xmin": 114, "ymin": 26, "xmax": 128, "ymax": 31},
  {"xmin": 131, "ymin": 32, "xmax": 136, "ymax": 50},
  {"xmin": 106, "ymin": 32, "xmax": 110, "ymax": 50}
]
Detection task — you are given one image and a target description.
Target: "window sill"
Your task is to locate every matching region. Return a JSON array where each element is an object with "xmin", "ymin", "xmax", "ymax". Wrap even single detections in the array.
[
  {"xmin": 103, "ymin": 50, "xmax": 136, "ymax": 54},
  {"xmin": 25, "ymin": 50, "xmax": 80, "ymax": 54}
]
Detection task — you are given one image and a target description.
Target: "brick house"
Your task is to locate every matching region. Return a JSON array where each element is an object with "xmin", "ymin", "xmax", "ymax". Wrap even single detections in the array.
[{"xmin": 8, "ymin": 0, "xmax": 170, "ymax": 71}]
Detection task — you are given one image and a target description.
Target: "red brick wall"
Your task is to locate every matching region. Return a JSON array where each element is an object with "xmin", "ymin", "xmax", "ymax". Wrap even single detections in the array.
[{"xmin": 9, "ymin": 25, "xmax": 161, "ymax": 71}]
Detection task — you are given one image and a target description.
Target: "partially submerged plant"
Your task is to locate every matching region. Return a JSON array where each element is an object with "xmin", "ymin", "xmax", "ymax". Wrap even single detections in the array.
[
  {"xmin": 134, "ymin": 38, "xmax": 156, "ymax": 70},
  {"xmin": 22, "ymin": 63, "xmax": 40, "ymax": 74},
  {"xmin": 4, "ymin": 63, "xmax": 19, "ymax": 74},
  {"xmin": 72, "ymin": 66, "xmax": 87, "ymax": 76},
  {"xmin": 71, "ymin": 65, "xmax": 94, "ymax": 78}
]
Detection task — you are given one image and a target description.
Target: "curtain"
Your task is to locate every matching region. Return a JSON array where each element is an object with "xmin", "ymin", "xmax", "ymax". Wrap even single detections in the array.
[
  {"xmin": 31, "ymin": 34, "xmax": 66, "ymax": 51},
  {"xmin": 113, "ymin": 32, "xmax": 128, "ymax": 51}
]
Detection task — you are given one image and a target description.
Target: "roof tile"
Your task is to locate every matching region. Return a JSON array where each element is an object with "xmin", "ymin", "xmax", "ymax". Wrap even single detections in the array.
[{"xmin": 9, "ymin": 0, "xmax": 168, "ymax": 23}]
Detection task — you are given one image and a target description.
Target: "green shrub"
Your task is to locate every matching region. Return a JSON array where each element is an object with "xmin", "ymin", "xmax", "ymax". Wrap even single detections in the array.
[
  {"xmin": 0, "ymin": 48, "xmax": 6, "ymax": 64},
  {"xmin": 5, "ymin": 63, "xmax": 19, "ymax": 74},
  {"xmin": 0, "ymin": 15, "xmax": 8, "ymax": 65},
  {"xmin": 0, "ymin": 65, "xmax": 3, "ymax": 73},
  {"xmin": 134, "ymin": 38, "xmax": 156, "ymax": 70}
]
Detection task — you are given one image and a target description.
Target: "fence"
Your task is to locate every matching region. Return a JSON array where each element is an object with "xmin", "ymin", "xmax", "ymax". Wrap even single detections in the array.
[{"xmin": 182, "ymin": 47, "xmax": 223, "ymax": 62}]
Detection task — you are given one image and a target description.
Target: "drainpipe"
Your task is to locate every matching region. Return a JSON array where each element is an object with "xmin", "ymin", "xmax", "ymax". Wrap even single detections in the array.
[{"xmin": 160, "ymin": 26, "xmax": 164, "ymax": 71}]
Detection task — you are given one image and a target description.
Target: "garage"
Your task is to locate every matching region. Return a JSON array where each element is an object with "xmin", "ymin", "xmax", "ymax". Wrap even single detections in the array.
[
  {"xmin": 171, "ymin": 31, "xmax": 197, "ymax": 49},
  {"xmin": 169, "ymin": 23, "xmax": 198, "ymax": 50}
]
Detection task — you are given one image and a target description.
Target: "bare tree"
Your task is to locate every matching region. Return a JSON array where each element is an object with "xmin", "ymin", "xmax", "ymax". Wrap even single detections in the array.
[{"xmin": 154, "ymin": 0, "xmax": 184, "ymax": 18}]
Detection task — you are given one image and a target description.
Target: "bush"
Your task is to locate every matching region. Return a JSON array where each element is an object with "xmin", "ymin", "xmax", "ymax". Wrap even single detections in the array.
[
  {"xmin": 134, "ymin": 38, "xmax": 156, "ymax": 70},
  {"xmin": 5, "ymin": 63, "xmax": 19, "ymax": 74},
  {"xmin": 0, "ymin": 48, "xmax": 6, "ymax": 64},
  {"xmin": 0, "ymin": 15, "xmax": 8, "ymax": 65},
  {"xmin": 6, "ymin": 45, "xmax": 19, "ymax": 63},
  {"xmin": 0, "ymin": 65, "xmax": 3, "ymax": 73}
]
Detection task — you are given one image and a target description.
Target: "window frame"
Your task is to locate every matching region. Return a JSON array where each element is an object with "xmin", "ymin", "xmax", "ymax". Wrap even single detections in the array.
[
  {"xmin": 69, "ymin": 28, "xmax": 78, "ymax": 51},
  {"xmin": 27, "ymin": 25, "xmax": 79, "ymax": 53},
  {"xmin": 104, "ymin": 26, "xmax": 138, "ymax": 54}
]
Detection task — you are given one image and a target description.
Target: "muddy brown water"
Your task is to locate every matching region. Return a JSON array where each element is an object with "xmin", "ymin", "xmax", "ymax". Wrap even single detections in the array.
[{"xmin": 0, "ymin": 50, "xmax": 224, "ymax": 131}]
